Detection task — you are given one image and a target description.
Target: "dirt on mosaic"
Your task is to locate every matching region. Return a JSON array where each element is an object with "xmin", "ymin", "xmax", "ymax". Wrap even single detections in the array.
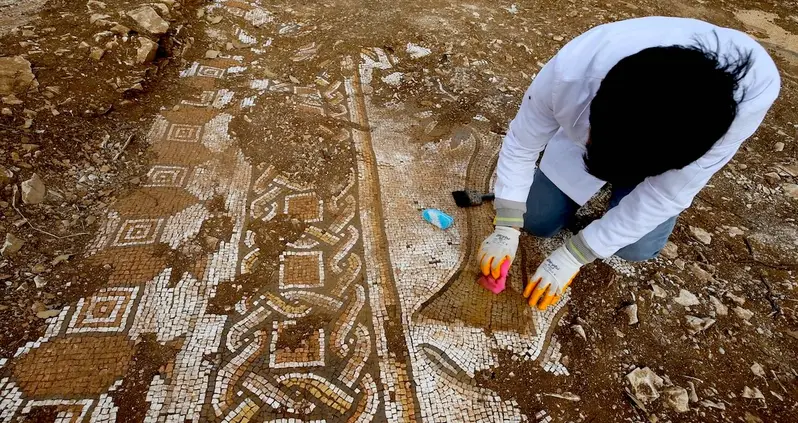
[{"xmin": 0, "ymin": 0, "xmax": 797, "ymax": 422}]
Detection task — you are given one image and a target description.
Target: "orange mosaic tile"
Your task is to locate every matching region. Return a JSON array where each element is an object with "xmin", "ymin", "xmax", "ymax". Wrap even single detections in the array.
[{"xmin": 11, "ymin": 334, "xmax": 134, "ymax": 398}]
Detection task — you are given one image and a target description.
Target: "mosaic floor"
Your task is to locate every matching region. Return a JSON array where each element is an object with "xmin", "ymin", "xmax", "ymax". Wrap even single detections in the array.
[{"xmin": 0, "ymin": 2, "xmax": 570, "ymax": 421}]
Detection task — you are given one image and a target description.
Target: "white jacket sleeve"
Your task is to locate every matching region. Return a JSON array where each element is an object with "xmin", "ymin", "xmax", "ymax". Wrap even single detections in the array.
[
  {"xmin": 493, "ymin": 59, "xmax": 562, "ymax": 226},
  {"xmin": 580, "ymin": 92, "xmax": 778, "ymax": 258}
]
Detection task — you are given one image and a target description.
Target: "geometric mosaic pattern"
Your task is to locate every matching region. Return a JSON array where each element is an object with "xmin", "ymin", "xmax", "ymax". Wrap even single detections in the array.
[
  {"xmin": 111, "ymin": 218, "xmax": 164, "ymax": 247},
  {"xmin": 67, "ymin": 287, "xmax": 139, "ymax": 334}
]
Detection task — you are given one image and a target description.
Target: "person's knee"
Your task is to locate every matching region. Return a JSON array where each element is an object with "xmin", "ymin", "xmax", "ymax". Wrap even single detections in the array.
[
  {"xmin": 615, "ymin": 245, "xmax": 659, "ymax": 262},
  {"xmin": 523, "ymin": 219, "xmax": 563, "ymax": 238}
]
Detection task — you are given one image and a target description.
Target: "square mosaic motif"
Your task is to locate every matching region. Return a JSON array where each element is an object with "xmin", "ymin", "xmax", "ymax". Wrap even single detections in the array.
[
  {"xmin": 112, "ymin": 218, "xmax": 164, "ymax": 247},
  {"xmin": 269, "ymin": 320, "xmax": 326, "ymax": 368},
  {"xmin": 67, "ymin": 287, "xmax": 139, "ymax": 333},
  {"xmin": 284, "ymin": 192, "xmax": 323, "ymax": 222},
  {"xmin": 144, "ymin": 166, "xmax": 189, "ymax": 187},
  {"xmin": 197, "ymin": 65, "xmax": 225, "ymax": 79},
  {"xmin": 166, "ymin": 124, "xmax": 202, "ymax": 143},
  {"xmin": 279, "ymin": 251, "xmax": 324, "ymax": 289}
]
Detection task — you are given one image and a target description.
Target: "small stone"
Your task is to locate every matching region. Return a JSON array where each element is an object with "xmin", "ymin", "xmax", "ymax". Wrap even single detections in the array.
[
  {"xmin": 126, "ymin": 6, "xmax": 170, "ymax": 36},
  {"xmin": 764, "ymin": 172, "xmax": 781, "ymax": 185},
  {"xmin": 685, "ymin": 315, "xmax": 715, "ymax": 334},
  {"xmin": 687, "ymin": 263, "xmax": 714, "ymax": 283},
  {"xmin": 571, "ymin": 324, "xmax": 586, "ymax": 341},
  {"xmin": 624, "ymin": 303, "xmax": 639, "ymax": 325},
  {"xmin": 734, "ymin": 306, "xmax": 754, "ymax": 321},
  {"xmin": 100, "ymin": 165, "xmax": 111, "ymax": 172},
  {"xmin": 709, "ymin": 295, "xmax": 728, "ymax": 316},
  {"xmin": 90, "ymin": 47, "xmax": 105, "ymax": 61},
  {"xmin": 2, "ymin": 233, "xmax": 24, "ymax": 256},
  {"xmin": 661, "ymin": 241, "xmax": 678, "ymax": 259},
  {"xmin": 774, "ymin": 142, "xmax": 784, "ymax": 152},
  {"xmin": 553, "ymin": 35, "xmax": 565, "ymax": 41},
  {"xmin": 674, "ymin": 258, "xmax": 686, "ymax": 270},
  {"xmin": 205, "ymin": 50, "xmax": 220, "ymax": 59},
  {"xmin": 1, "ymin": 107, "xmax": 11, "ymax": 116},
  {"xmin": 205, "ymin": 236, "xmax": 219, "ymax": 249},
  {"xmin": 674, "ymin": 289, "xmax": 700, "ymax": 307},
  {"xmin": 626, "ymin": 367, "xmax": 664, "ymax": 404},
  {"xmin": 21, "ymin": 173, "xmax": 46, "ymax": 204},
  {"xmin": 783, "ymin": 183, "xmax": 798, "ymax": 200},
  {"xmin": 110, "ymin": 24, "xmax": 131, "ymax": 35},
  {"xmin": 136, "ymin": 37, "xmax": 159, "ymax": 64},
  {"xmin": 727, "ymin": 226, "xmax": 745, "ymax": 237},
  {"xmin": 662, "ymin": 386, "xmax": 690, "ymax": 413},
  {"xmin": 726, "ymin": 292, "xmax": 746, "ymax": 306},
  {"xmin": 742, "ymin": 386, "xmax": 765, "ymax": 400},
  {"xmin": 651, "ymin": 284, "xmax": 667, "ymax": 298},
  {"xmin": 0, "ymin": 165, "xmax": 12, "ymax": 188},
  {"xmin": 36, "ymin": 309, "xmax": 61, "ymax": 319},
  {"xmin": 687, "ymin": 381, "xmax": 699, "ymax": 403},
  {"xmin": 51, "ymin": 254, "xmax": 71, "ymax": 266},
  {"xmin": 2, "ymin": 94, "xmax": 23, "ymax": 105},
  {"xmin": 0, "ymin": 56, "xmax": 37, "ymax": 96},
  {"xmin": 34, "ymin": 276, "xmax": 46, "ymax": 288},
  {"xmin": 690, "ymin": 226, "xmax": 712, "ymax": 245},
  {"xmin": 776, "ymin": 163, "xmax": 798, "ymax": 177},
  {"xmin": 751, "ymin": 362, "xmax": 765, "ymax": 378}
]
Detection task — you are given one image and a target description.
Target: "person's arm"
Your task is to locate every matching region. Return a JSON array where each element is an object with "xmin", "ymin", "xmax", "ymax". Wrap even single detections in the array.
[
  {"xmin": 573, "ymin": 91, "xmax": 779, "ymax": 260},
  {"xmin": 493, "ymin": 59, "xmax": 562, "ymax": 227}
]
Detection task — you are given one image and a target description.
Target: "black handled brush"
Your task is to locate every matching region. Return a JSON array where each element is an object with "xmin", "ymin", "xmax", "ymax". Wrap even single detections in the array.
[{"xmin": 452, "ymin": 190, "xmax": 495, "ymax": 208}]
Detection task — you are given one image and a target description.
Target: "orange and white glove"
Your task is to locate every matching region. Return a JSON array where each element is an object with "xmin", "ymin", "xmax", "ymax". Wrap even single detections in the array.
[
  {"xmin": 524, "ymin": 244, "xmax": 582, "ymax": 310},
  {"xmin": 478, "ymin": 226, "xmax": 519, "ymax": 280}
]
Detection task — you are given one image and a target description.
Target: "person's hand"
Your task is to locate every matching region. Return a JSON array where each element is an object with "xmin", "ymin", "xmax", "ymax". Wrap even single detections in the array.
[
  {"xmin": 524, "ymin": 245, "xmax": 581, "ymax": 310},
  {"xmin": 478, "ymin": 226, "xmax": 520, "ymax": 279}
]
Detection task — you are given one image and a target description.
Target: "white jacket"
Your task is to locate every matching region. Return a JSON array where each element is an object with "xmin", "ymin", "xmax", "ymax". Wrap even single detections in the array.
[{"xmin": 494, "ymin": 16, "xmax": 781, "ymax": 258}]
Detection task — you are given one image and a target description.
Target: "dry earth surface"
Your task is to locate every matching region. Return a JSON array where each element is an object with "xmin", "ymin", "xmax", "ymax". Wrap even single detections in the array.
[{"xmin": 0, "ymin": 0, "xmax": 797, "ymax": 422}]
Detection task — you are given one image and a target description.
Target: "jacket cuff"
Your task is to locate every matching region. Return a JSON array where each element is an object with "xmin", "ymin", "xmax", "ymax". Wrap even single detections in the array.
[
  {"xmin": 493, "ymin": 199, "xmax": 526, "ymax": 227},
  {"xmin": 566, "ymin": 231, "xmax": 601, "ymax": 265}
]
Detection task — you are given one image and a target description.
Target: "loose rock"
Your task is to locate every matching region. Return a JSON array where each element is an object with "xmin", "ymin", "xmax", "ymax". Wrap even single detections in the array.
[
  {"xmin": 661, "ymin": 241, "xmax": 678, "ymax": 259},
  {"xmin": 709, "ymin": 295, "xmax": 728, "ymax": 316},
  {"xmin": 205, "ymin": 50, "xmax": 220, "ymax": 59},
  {"xmin": 624, "ymin": 303, "xmax": 639, "ymax": 325},
  {"xmin": 21, "ymin": 173, "xmax": 46, "ymax": 204},
  {"xmin": 126, "ymin": 6, "xmax": 170, "ymax": 36},
  {"xmin": 685, "ymin": 315, "xmax": 716, "ymax": 334},
  {"xmin": 626, "ymin": 367, "xmax": 664, "ymax": 403},
  {"xmin": 651, "ymin": 284, "xmax": 667, "ymax": 298},
  {"xmin": 0, "ymin": 56, "xmax": 37, "ymax": 96},
  {"xmin": 783, "ymin": 183, "xmax": 798, "ymax": 201},
  {"xmin": 774, "ymin": 142, "xmax": 785, "ymax": 152},
  {"xmin": 687, "ymin": 263, "xmax": 714, "ymax": 283},
  {"xmin": 34, "ymin": 275, "xmax": 47, "ymax": 288},
  {"xmin": 764, "ymin": 172, "xmax": 781, "ymax": 185},
  {"xmin": 690, "ymin": 226, "xmax": 712, "ymax": 245},
  {"xmin": 687, "ymin": 381, "xmax": 699, "ymax": 403},
  {"xmin": 572, "ymin": 324, "xmax": 587, "ymax": 341},
  {"xmin": 662, "ymin": 386, "xmax": 690, "ymax": 412},
  {"xmin": 90, "ymin": 47, "xmax": 105, "ymax": 61},
  {"xmin": 742, "ymin": 386, "xmax": 765, "ymax": 400},
  {"xmin": 674, "ymin": 289, "xmax": 700, "ymax": 307},
  {"xmin": 734, "ymin": 306, "xmax": 754, "ymax": 321},
  {"xmin": 751, "ymin": 362, "xmax": 765, "ymax": 378},
  {"xmin": 2, "ymin": 233, "xmax": 24, "ymax": 256},
  {"xmin": 0, "ymin": 165, "xmax": 13, "ymax": 188},
  {"xmin": 136, "ymin": 37, "xmax": 159, "ymax": 64},
  {"xmin": 36, "ymin": 309, "xmax": 61, "ymax": 319}
]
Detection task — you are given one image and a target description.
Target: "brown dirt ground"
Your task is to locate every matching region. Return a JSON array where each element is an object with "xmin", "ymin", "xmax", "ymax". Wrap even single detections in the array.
[{"xmin": 1, "ymin": 0, "xmax": 797, "ymax": 421}]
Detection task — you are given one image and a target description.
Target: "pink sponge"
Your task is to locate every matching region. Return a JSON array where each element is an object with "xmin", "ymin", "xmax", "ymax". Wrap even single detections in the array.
[{"xmin": 477, "ymin": 258, "xmax": 511, "ymax": 294}]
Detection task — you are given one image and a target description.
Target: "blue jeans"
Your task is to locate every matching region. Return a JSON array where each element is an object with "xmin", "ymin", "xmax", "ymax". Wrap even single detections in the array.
[{"xmin": 523, "ymin": 169, "xmax": 677, "ymax": 262}]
